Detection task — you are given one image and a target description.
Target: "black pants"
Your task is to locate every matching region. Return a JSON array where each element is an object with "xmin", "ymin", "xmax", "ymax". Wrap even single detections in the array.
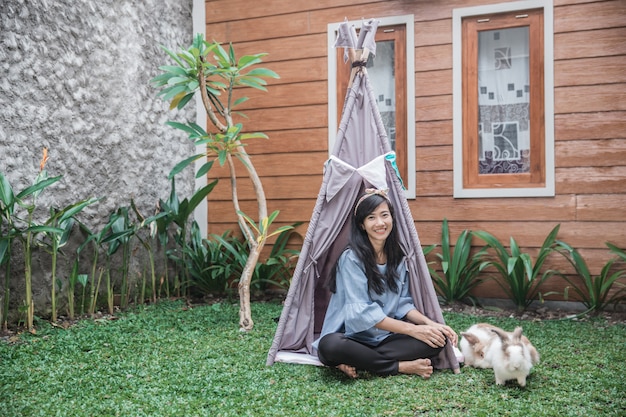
[{"xmin": 317, "ymin": 332, "xmax": 445, "ymax": 376}]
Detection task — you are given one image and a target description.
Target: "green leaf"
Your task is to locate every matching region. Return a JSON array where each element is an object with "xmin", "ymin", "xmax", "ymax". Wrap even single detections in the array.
[
  {"xmin": 244, "ymin": 68, "xmax": 279, "ymax": 79},
  {"xmin": 160, "ymin": 84, "xmax": 190, "ymax": 101},
  {"xmin": 195, "ymin": 160, "xmax": 214, "ymax": 178},
  {"xmin": 159, "ymin": 65, "xmax": 190, "ymax": 76},
  {"xmin": 238, "ymin": 78, "xmax": 268, "ymax": 91},
  {"xmin": 166, "ymin": 121, "xmax": 199, "ymax": 136},
  {"xmin": 187, "ymin": 180, "xmax": 219, "ymax": 215},
  {"xmin": 77, "ymin": 273, "xmax": 89, "ymax": 287},
  {"xmin": 233, "ymin": 97, "xmax": 249, "ymax": 107},
  {"xmin": 16, "ymin": 175, "xmax": 62, "ymax": 200},
  {"xmin": 0, "ymin": 172, "xmax": 15, "ymax": 209},
  {"xmin": 57, "ymin": 198, "xmax": 99, "ymax": 224},
  {"xmin": 26, "ymin": 225, "xmax": 64, "ymax": 235},
  {"xmin": 213, "ymin": 43, "xmax": 231, "ymax": 67},
  {"xmin": 160, "ymin": 45, "xmax": 185, "ymax": 67},
  {"xmin": 168, "ymin": 153, "xmax": 206, "ymax": 179}
]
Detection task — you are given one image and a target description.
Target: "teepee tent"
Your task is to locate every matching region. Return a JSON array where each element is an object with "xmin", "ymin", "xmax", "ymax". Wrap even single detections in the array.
[{"xmin": 266, "ymin": 19, "xmax": 459, "ymax": 372}]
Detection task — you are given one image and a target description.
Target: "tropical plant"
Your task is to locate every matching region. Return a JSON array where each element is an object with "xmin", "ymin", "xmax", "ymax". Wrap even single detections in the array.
[
  {"xmin": 473, "ymin": 224, "xmax": 561, "ymax": 312},
  {"xmin": 41, "ymin": 198, "xmax": 98, "ymax": 322},
  {"xmin": 106, "ymin": 206, "xmax": 133, "ymax": 309},
  {"xmin": 554, "ymin": 241, "xmax": 626, "ymax": 314},
  {"xmin": 158, "ymin": 177, "xmax": 218, "ymax": 296},
  {"xmin": 176, "ymin": 224, "xmax": 241, "ymax": 296},
  {"xmin": 152, "ymin": 34, "xmax": 282, "ymax": 330},
  {"xmin": 252, "ymin": 222, "xmax": 302, "ymax": 292},
  {"xmin": 0, "ymin": 172, "xmax": 18, "ymax": 331},
  {"xmin": 129, "ymin": 199, "xmax": 167, "ymax": 303},
  {"xmin": 430, "ymin": 219, "xmax": 488, "ymax": 305},
  {"xmin": 65, "ymin": 259, "xmax": 88, "ymax": 320},
  {"xmin": 210, "ymin": 222, "xmax": 301, "ymax": 294},
  {"xmin": 77, "ymin": 209, "xmax": 126, "ymax": 316},
  {"xmin": 9, "ymin": 149, "xmax": 64, "ymax": 331}
]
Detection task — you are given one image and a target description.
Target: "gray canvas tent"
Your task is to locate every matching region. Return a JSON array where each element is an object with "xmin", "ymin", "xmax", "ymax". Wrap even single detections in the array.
[{"xmin": 266, "ymin": 19, "xmax": 459, "ymax": 372}]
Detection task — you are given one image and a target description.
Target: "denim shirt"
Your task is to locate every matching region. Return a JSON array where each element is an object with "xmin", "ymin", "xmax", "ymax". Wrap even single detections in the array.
[{"xmin": 313, "ymin": 249, "xmax": 416, "ymax": 348}]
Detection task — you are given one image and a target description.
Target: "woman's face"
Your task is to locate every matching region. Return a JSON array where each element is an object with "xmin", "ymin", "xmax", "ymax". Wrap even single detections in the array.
[{"xmin": 361, "ymin": 201, "xmax": 393, "ymax": 246}]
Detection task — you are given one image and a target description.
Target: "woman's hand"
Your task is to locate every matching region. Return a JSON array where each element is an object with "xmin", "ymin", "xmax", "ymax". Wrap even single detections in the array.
[
  {"xmin": 404, "ymin": 310, "xmax": 459, "ymax": 347},
  {"xmin": 410, "ymin": 323, "xmax": 458, "ymax": 348}
]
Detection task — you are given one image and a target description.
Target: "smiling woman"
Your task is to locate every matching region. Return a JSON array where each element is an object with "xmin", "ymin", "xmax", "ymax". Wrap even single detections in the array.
[{"xmin": 312, "ymin": 190, "xmax": 458, "ymax": 379}]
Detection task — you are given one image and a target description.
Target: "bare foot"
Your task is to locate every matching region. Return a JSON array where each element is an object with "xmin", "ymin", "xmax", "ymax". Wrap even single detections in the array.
[
  {"xmin": 336, "ymin": 364, "xmax": 358, "ymax": 379},
  {"xmin": 398, "ymin": 358, "xmax": 433, "ymax": 378}
]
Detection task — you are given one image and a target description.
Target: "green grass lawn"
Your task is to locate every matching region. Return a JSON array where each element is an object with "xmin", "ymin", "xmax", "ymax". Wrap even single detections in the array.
[{"xmin": 1, "ymin": 300, "xmax": 624, "ymax": 417}]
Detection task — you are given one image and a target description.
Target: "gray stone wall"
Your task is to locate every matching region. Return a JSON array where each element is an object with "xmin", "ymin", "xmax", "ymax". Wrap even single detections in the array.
[{"xmin": 0, "ymin": 0, "xmax": 196, "ymax": 317}]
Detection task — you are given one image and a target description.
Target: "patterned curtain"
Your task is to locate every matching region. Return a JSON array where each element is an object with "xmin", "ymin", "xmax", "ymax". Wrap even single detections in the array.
[{"xmin": 477, "ymin": 27, "xmax": 530, "ymax": 174}]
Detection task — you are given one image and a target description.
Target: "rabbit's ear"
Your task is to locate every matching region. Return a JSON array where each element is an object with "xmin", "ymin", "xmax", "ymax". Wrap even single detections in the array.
[
  {"xmin": 511, "ymin": 327, "xmax": 523, "ymax": 341},
  {"xmin": 491, "ymin": 328, "xmax": 510, "ymax": 343},
  {"xmin": 461, "ymin": 332, "xmax": 480, "ymax": 346}
]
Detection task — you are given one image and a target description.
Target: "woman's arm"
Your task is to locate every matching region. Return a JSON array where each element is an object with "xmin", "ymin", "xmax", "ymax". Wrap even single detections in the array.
[{"xmin": 374, "ymin": 310, "xmax": 458, "ymax": 347}]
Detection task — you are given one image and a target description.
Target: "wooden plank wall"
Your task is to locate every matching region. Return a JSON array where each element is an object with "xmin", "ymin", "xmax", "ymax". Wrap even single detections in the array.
[{"xmin": 204, "ymin": 0, "xmax": 626, "ymax": 301}]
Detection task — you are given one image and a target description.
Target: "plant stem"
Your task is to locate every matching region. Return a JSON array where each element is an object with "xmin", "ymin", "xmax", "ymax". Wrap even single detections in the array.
[
  {"xmin": 2, "ymin": 247, "xmax": 11, "ymax": 332},
  {"xmin": 51, "ymin": 248, "xmax": 57, "ymax": 323},
  {"xmin": 25, "ymin": 210, "xmax": 34, "ymax": 331}
]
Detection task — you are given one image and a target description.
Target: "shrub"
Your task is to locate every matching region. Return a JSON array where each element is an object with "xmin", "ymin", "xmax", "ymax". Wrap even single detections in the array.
[
  {"xmin": 473, "ymin": 224, "xmax": 561, "ymax": 311},
  {"xmin": 428, "ymin": 219, "xmax": 487, "ymax": 305},
  {"xmin": 554, "ymin": 241, "xmax": 626, "ymax": 313}
]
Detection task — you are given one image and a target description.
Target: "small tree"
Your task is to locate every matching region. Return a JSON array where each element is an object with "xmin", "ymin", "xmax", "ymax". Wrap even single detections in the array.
[{"xmin": 152, "ymin": 34, "xmax": 290, "ymax": 330}]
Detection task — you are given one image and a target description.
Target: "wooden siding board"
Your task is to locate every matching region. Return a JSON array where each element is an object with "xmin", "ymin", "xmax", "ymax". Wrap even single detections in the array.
[
  {"xmin": 577, "ymin": 194, "xmax": 626, "ymax": 221},
  {"xmin": 207, "ymin": 174, "xmax": 324, "ymax": 200},
  {"xmin": 206, "ymin": 0, "xmax": 378, "ymax": 23},
  {"xmin": 232, "ymin": 34, "xmax": 328, "ymax": 62},
  {"xmin": 556, "ymin": 139, "xmax": 626, "ymax": 167},
  {"xmin": 554, "ymin": 27, "xmax": 626, "ymax": 60},
  {"xmin": 415, "ymin": 95, "xmax": 452, "ymax": 122},
  {"xmin": 254, "ymin": 57, "xmax": 327, "ymax": 86},
  {"xmin": 245, "ymin": 128, "xmax": 328, "ymax": 154},
  {"xmin": 206, "ymin": 22, "xmax": 227, "ymax": 42},
  {"xmin": 416, "ymin": 69, "xmax": 452, "ymax": 97},
  {"xmin": 416, "ymin": 145, "xmax": 453, "ymax": 171},
  {"xmin": 216, "ymin": 12, "xmax": 315, "ymax": 43},
  {"xmin": 416, "ymin": 120, "xmax": 453, "ymax": 147},
  {"xmin": 238, "ymin": 80, "xmax": 327, "ymax": 110},
  {"xmin": 416, "ymin": 171, "xmax": 453, "ymax": 196},
  {"xmin": 557, "ymin": 167, "xmax": 626, "ymax": 195},
  {"xmin": 554, "ymin": 56, "xmax": 626, "ymax": 87},
  {"xmin": 415, "ymin": 18, "xmax": 452, "ymax": 47},
  {"xmin": 555, "ymin": 111, "xmax": 626, "ymax": 141},
  {"xmin": 239, "ymin": 105, "xmax": 327, "ymax": 131},
  {"xmin": 554, "ymin": 0, "xmax": 626, "ymax": 33},
  {"xmin": 408, "ymin": 196, "xmax": 577, "ymax": 222},
  {"xmin": 555, "ymin": 84, "xmax": 626, "ymax": 113},
  {"xmin": 415, "ymin": 44, "xmax": 452, "ymax": 72}
]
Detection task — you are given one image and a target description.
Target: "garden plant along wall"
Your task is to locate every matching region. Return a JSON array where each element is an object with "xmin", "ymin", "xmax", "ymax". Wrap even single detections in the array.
[{"xmin": 0, "ymin": 0, "xmax": 196, "ymax": 323}]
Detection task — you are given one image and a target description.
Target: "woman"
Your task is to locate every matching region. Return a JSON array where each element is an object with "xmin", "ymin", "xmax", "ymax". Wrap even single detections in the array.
[{"xmin": 314, "ymin": 189, "xmax": 457, "ymax": 378}]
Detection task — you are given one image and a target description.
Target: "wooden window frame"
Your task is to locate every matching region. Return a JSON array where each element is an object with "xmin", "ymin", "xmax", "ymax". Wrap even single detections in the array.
[
  {"xmin": 453, "ymin": 1, "xmax": 554, "ymax": 198},
  {"xmin": 328, "ymin": 16, "xmax": 415, "ymax": 199}
]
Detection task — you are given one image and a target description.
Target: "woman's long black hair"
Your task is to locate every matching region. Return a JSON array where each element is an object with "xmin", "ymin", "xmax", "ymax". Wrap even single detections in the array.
[{"xmin": 329, "ymin": 193, "xmax": 404, "ymax": 295}]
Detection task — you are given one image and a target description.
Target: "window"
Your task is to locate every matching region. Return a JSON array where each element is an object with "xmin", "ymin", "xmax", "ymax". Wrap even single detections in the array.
[
  {"xmin": 328, "ymin": 16, "xmax": 415, "ymax": 199},
  {"xmin": 453, "ymin": 1, "xmax": 554, "ymax": 198}
]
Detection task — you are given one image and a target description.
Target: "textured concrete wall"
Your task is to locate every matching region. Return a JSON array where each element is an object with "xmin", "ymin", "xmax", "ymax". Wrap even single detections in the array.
[{"xmin": 0, "ymin": 0, "xmax": 196, "ymax": 316}]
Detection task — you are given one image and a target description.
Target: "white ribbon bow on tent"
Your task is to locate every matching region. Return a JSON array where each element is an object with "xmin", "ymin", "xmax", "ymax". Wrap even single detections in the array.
[{"xmin": 324, "ymin": 152, "xmax": 395, "ymax": 202}]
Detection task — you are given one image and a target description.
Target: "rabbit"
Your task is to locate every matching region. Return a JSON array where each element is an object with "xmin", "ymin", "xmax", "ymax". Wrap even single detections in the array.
[
  {"xmin": 485, "ymin": 326, "xmax": 539, "ymax": 387},
  {"xmin": 460, "ymin": 323, "xmax": 502, "ymax": 368}
]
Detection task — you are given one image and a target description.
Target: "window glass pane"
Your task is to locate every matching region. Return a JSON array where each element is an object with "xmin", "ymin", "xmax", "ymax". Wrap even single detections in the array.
[
  {"xmin": 477, "ymin": 27, "xmax": 530, "ymax": 175},
  {"xmin": 367, "ymin": 40, "xmax": 396, "ymax": 151}
]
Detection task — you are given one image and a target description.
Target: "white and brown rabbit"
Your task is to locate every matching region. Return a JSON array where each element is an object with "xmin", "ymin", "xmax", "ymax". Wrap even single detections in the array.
[
  {"xmin": 485, "ymin": 326, "xmax": 540, "ymax": 387},
  {"xmin": 460, "ymin": 323, "xmax": 501, "ymax": 368}
]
